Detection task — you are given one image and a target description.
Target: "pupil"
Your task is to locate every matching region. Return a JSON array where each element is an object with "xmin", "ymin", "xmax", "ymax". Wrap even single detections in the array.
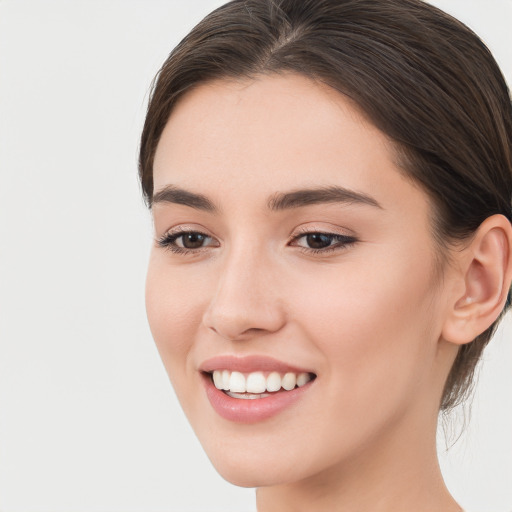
[
  {"xmin": 183, "ymin": 233, "xmax": 205, "ymax": 249},
  {"xmin": 307, "ymin": 233, "xmax": 332, "ymax": 249}
]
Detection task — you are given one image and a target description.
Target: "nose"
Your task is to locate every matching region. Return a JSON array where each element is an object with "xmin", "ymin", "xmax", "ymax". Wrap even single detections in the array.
[{"xmin": 202, "ymin": 246, "xmax": 286, "ymax": 341}]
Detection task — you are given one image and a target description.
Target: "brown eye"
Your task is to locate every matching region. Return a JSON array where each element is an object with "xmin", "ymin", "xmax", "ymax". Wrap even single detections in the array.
[
  {"xmin": 290, "ymin": 231, "xmax": 357, "ymax": 254},
  {"xmin": 179, "ymin": 232, "xmax": 208, "ymax": 249},
  {"xmin": 157, "ymin": 230, "xmax": 218, "ymax": 253},
  {"xmin": 305, "ymin": 233, "xmax": 334, "ymax": 249}
]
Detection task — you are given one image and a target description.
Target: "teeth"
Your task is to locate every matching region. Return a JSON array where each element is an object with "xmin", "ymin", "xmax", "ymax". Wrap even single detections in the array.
[
  {"xmin": 282, "ymin": 372, "xmax": 297, "ymax": 391},
  {"xmin": 266, "ymin": 371, "xmax": 282, "ymax": 392},
  {"xmin": 229, "ymin": 371, "xmax": 246, "ymax": 393},
  {"xmin": 297, "ymin": 372, "xmax": 310, "ymax": 387},
  {"xmin": 246, "ymin": 372, "xmax": 267, "ymax": 393},
  {"xmin": 212, "ymin": 371, "xmax": 223, "ymax": 389},
  {"xmin": 211, "ymin": 370, "xmax": 313, "ymax": 394},
  {"xmin": 226, "ymin": 391, "xmax": 270, "ymax": 399},
  {"xmin": 221, "ymin": 370, "xmax": 230, "ymax": 390}
]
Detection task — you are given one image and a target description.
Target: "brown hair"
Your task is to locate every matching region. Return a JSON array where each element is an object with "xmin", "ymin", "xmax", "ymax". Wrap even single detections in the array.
[{"xmin": 139, "ymin": 0, "xmax": 512, "ymax": 411}]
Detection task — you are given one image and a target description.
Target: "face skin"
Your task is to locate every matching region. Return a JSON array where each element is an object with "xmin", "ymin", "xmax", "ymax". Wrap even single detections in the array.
[{"xmin": 147, "ymin": 74, "xmax": 463, "ymax": 511}]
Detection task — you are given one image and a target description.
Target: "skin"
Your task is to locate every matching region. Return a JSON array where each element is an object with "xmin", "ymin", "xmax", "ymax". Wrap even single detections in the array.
[{"xmin": 146, "ymin": 73, "xmax": 511, "ymax": 511}]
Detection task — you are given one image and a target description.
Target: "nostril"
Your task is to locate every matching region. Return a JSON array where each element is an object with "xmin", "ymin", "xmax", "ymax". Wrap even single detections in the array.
[{"xmin": 206, "ymin": 323, "xmax": 270, "ymax": 342}]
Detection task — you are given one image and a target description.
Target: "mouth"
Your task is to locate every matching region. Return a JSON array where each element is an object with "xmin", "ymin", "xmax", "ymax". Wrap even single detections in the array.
[
  {"xmin": 199, "ymin": 355, "xmax": 317, "ymax": 423},
  {"xmin": 206, "ymin": 369, "xmax": 316, "ymax": 399}
]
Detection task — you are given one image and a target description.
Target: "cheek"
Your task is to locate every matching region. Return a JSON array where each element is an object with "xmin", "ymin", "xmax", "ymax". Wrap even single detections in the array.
[
  {"xmin": 290, "ymin": 244, "xmax": 440, "ymax": 414},
  {"xmin": 145, "ymin": 253, "xmax": 207, "ymax": 372}
]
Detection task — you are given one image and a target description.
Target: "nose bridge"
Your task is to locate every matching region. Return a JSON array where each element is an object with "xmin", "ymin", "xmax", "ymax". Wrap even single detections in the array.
[{"xmin": 202, "ymin": 240, "xmax": 285, "ymax": 340}]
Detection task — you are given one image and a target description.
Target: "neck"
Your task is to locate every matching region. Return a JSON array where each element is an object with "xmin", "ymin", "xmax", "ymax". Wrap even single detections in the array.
[{"xmin": 256, "ymin": 407, "xmax": 462, "ymax": 512}]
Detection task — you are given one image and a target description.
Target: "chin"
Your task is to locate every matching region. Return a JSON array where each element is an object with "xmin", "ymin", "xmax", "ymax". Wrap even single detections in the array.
[
  {"xmin": 209, "ymin": 455, "xmax": 299, "ymax": 488},
  {"xmin": 195, "ymin": 423, "xmax": 337, "ymax": 489},
  {"xmin": 199, "ymin": 440, "xmax": 278, "ymax": 487}
]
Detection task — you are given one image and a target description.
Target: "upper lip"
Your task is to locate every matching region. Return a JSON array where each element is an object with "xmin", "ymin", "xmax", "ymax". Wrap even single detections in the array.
[{"xmin": 199, "ymin": 355, "xmax": 315, "ymax": 375}]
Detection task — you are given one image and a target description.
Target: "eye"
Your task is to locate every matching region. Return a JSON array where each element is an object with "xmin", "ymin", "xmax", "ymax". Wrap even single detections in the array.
[
  {"xmin": 175, "ymin": 232, "xmax": 209, "ymax": 249},
  {"xmin": 157, "ymin": 229, "xmax": 219, "ymax": 254},
  {"xmin": 290, "ymin": 231, "xmax": 357, "ymax": 253}
]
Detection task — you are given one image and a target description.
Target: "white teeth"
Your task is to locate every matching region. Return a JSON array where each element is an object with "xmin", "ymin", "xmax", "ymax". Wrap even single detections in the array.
[
  {"xmin": 246, "ymin": 372, "xmax": 267, "ymax": 394},
  {"xmin": 266, "ymin": 371, "xmax": 282, "ymax": 392},
  {"xmin": 211, "ymin": 369, "xmax": 314, "ymax": 394},
  {"xmin": 297, "ymin": 372, "xmax": 312, "ymax": 387},
  {"xmin": 212, "ymin": 371, "xmax": 223, "ymax": 389},
  {"xmin": 229, "ymin": 371, "xmax": 246, "ymax": 393},
  {"xmin": 221, "ymin": 370, "xmax": 230, "ymax": 390},
  {"xmin": 282, "ymin": 372, "xmax": 297, "ymax": 391},
  {"xmin": 226, "ymin": 391, "xmax": 270, "ymax": 399}
]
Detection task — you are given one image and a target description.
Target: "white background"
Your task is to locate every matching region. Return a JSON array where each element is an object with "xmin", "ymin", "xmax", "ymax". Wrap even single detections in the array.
[{"xmin": 0, "ymin": 1, "xmax": 510, "ymax": 511}]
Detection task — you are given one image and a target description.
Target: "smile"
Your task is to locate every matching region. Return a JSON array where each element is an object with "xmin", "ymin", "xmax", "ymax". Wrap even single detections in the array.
[
  {"xmin": 200, "ymin": 356, "xmax": 317, "ymax": 423},
  {"xmin": 211, "ymin": 370, "xmax": 313, "ymax": 397}
]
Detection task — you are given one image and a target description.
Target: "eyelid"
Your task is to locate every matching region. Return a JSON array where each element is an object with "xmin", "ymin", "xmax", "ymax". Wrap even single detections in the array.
[
  {"xmin": 289, "ymin": 223, "xmax": 357, "ymax": 245},
  {"xmin": 157, "ymin": 223, "xmax": 216, "ymax": 240},
  {"xmin": 291, "ymin": 224, "xmax": 355, "ymax": 238}
]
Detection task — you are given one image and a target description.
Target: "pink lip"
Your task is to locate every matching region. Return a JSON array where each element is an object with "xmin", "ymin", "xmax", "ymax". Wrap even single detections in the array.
[
  {"xmin": 199, "ymin": 354, "xmax": 313, "ymax": 374},
  {"xmin": 202, "ymin": 374, "xmax": 314, "ymax": 423},
  {"xmin": 199, "ymin": 355, "xmax": 316, "ymax": 423}
]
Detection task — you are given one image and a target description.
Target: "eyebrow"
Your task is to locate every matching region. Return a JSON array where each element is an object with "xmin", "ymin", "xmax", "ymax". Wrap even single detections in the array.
[
  {"xmin": 151, "ymin": 184, "xmax": 382, "ymax": 212},
  {"xmin": 151, "ymin": 185, "xmax": 218, "ymax": 212},
  {"xmin": 267, "ymin": 185, "xmax": 382, "ymax": 211}
]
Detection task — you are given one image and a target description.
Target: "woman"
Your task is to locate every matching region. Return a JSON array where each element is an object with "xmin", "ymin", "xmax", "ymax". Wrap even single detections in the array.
[{"xmin": 139, "ymin": 1, "xmax": 512, "ymax": 510}]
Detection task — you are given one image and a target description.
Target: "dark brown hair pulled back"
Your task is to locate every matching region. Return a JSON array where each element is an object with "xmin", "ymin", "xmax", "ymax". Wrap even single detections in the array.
[{"xmin": 139, "ymin": 0, "xmax": 512, "ymax": 411}]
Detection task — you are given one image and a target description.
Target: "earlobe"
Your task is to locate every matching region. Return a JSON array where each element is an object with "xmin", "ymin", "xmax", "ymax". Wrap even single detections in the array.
[{"xmin": 442, "ymin": 214, "xmax": 512, "ymax": 345}]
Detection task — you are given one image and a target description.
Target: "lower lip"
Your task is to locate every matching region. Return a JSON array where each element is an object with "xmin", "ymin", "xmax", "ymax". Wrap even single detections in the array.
[{"xmin": 202, "ymin": 373, "xmax": 314, "ymax": 423}]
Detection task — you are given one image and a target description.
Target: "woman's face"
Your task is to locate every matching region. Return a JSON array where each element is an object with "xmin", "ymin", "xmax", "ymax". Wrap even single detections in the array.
[{"xmin": 147, "ymin": 74, "xmax": 453, "ymax": 487}]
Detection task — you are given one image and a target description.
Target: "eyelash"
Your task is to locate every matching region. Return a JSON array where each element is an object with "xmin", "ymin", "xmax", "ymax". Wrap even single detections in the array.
[
  {"xmin": 290, "ymin": 228, "xmax": 357, "ymax": 255},
  {"xmin": 156, "ymin": 228, "xmax": 216, "ymax": 255},
  {"xmin": 156, "ymin": 228, "xmax": 357, "ymax": 256}
]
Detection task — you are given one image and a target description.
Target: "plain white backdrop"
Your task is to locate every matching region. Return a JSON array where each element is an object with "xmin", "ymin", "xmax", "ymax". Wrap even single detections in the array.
[{"xmin": 0, "ymin": 1, "xmax": 511, "ymax": 511}]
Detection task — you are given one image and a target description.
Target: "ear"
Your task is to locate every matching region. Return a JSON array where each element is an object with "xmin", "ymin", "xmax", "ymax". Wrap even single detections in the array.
[{"xmin": 442, "ymin": 214, "xmax": 512, "ymax": 345}]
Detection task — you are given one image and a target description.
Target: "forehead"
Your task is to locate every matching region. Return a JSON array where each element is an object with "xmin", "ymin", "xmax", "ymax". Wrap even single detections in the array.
[
  {"xmin": 155, "ymin": 73, "xmax": 381, "ymax": 172},
  {"xmin": 152, "ymin": 73, "xmax": 429, "ymax": 219}
]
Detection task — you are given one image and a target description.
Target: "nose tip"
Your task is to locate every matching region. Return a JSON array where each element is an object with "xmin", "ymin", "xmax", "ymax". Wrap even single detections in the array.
[{"xmin": 203, "ymin": 295, "xmax": 286, "ymax": 341}]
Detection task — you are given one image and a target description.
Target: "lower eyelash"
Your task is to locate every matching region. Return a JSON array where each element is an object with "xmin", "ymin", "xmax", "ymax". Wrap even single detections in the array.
[{"xmin": 160, "ymin": 243, "xmax": 192, "ymax": 255}]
